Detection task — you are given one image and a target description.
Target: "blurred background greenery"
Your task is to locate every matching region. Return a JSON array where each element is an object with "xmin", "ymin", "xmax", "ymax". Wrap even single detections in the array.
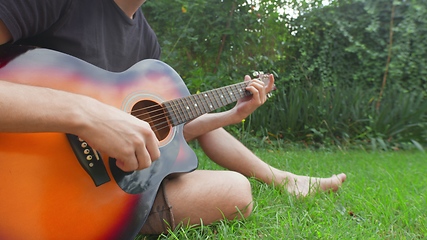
[{"xmin": 143, "ymin": 0, "xmax": 427, "ymax": 150}]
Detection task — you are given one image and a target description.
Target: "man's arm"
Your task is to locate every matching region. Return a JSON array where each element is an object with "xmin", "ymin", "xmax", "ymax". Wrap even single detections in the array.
[
  {"xmin": 1, "ymin": 18, "xmax": 160, "ymax": 171},
  {"xmin": 183, "ymin": 74, "xmax": 275, "ymax": 141},
  {"xmin": 0, "ymin": 80, "xmax": 160, "ymax": 171},
  {"xmin": 182, "ymin": 74, "xmax": 278, "ymax": 183},
  {"xmin": 183, "ymin": 74, "xmax": 345, "ymax": 195}
]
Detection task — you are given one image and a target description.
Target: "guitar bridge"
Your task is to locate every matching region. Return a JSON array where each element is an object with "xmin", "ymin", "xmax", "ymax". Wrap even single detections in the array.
[{"xmin": 66, "ymin": 134, "xmax": 110, "ymax": 186}]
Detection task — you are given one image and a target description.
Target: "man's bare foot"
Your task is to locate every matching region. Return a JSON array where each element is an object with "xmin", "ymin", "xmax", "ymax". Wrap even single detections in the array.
[{"xmin": 284, "ymin": 173, "xmax": 347, "ymax": 197}]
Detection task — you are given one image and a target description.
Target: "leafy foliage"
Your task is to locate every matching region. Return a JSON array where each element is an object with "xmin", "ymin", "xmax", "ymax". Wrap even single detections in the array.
[
  {"xmin": 143, "ymin": 0, "xmax": 427, "ymax": 149},
  {"xmin": 281, "ymin": 0, "xmax": 427, "ymax": 92},
  {"xmin": 143, "ymin": 0, "xmax": 286, "ymax": 91},
  {"xmin": 248, "ymin": 85, "xmax": 427, "ymax": 149}
]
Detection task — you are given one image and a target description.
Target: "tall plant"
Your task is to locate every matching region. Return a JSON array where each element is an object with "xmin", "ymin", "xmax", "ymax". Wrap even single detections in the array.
[{"xmin": 143, "ymin": 0, "xmax": 289, "ymax": 92}]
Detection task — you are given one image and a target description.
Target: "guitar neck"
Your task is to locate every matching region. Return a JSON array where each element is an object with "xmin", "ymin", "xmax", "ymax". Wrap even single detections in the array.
[{"xmin": 163, "ymin": 81, "xmax": 250, "ymax": 126}]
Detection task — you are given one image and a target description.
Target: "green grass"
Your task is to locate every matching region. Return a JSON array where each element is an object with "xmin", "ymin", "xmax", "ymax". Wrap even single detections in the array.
[{"xmin": 138, "ymin": 147, "xmax": 427, "ymax": 239}]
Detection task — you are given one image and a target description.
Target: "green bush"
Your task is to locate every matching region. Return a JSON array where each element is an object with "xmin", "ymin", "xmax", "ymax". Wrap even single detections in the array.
[
  {"xmin": 244, "ymin": 85, "xmax": 427, "ymax": 149},
  {"xmin": 143, "ymin": 0, "xmax": 427, "ymax": 149}
]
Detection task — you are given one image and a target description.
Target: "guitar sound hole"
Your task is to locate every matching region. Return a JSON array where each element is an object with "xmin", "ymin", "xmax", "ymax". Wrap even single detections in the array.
[{"xmin": 131, "ymin": 100, "xmax": 170, "ymax": 141}]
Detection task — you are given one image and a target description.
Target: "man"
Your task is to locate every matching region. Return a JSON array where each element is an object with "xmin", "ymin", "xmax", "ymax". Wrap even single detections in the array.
[{"xmin": 0, "ymin": 0, "xmax": 346, "ymax": 235}]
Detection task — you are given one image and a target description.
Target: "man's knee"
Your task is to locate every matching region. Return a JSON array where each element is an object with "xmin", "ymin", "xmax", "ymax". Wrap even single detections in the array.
[{"xmin": 228, "ymin": 171, "xmax": 253, "ymax": 218}]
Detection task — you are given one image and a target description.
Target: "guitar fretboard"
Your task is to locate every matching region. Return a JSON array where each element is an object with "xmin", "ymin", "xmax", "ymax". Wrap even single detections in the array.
[{"xmin": 163, "ymin": 82, "xmax": 251, "ymax": 126}]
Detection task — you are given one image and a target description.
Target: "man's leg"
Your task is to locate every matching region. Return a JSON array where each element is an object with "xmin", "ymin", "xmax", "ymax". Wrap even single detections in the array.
[
  {"xmin": 139, "ymin": 179, "xmax": 176, "ymax": 234},
  {"xmin": 166, "ymin": 170, "xmax": 253, "ymax": 227},
  {"xmin": 140, "ymin": 169, "xmax": 253, "ymax": 235},
  {"xmin": 196, "ymin": 128, "xmax": 346, "ymax": 196}
]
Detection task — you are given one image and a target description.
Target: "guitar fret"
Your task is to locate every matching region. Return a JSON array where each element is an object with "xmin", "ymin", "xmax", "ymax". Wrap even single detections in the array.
[
  {"xmin": 235, "ymin": 83, "xmax": 246, "ymax": 99},
  {"xmin": 190, "ymin": 96, "xmax": 199, "ymax": 120},
  {"xmin": 186, "ymin": 95, "xmax": 197, "ymax": 120},
  {"xmin": 199, "ymin": 93, "xmax": 210, "ymax": 113},
  {"xmin": 175, "ymin": 100, "xmax": 185, "ymax": 124},
  {"xmin": 166, "ymin": 101, "xmax": 181, "ymax": 126},
  {"xmin": 190, "ymin": 95, "xmax": 200, "ymax": 116},
  {"xmin": 207, "ymin": 93, "xmax": 215, "ymax": 110},
  {"xmin": 180, "ymin": 98, "xmax": 190, "ymax": 122},
  {"xmin": 164, "ymin": 101, "xmax": 177, "ymax": 126},
  {"xmin": 229, "ymin": 87, "xmax": 236, "ymax": 102},
  {"xmin": 199, "ymin": 93, "xmax": 208, "ymax": 112},
  {"xmin": 162, "ymin": 80, "xmax": 259, "ymax": 127},
  {"xmin": 227, "ymin": 87, "xmax": 235, "ymax": 103},
  {"xmin": 194, "ymin": 95, "xmax": 204, "ymax": 117},
  {"xmin": 161, "ymin": 102, "xmax": 172, "ymax": 124},
  {"xmin": 227, "ymin": 88, "xmax": 234, "ymax": 103},
  {"xmin": 231, "ymin": 85, "xmax": 238, "ymax": 101},
  {"xmin": 211, "ymin": 90, "xmax": 221, "ymax": 110},
  {"xmin": 174, "ymin": 100, "xmax": 184, "ymax": 125},
  {"xmin": 219, "ymin": 87, "xmax": 228, "ymax": 106},
  {"xmin": 205, "ymin": 93, "xmax": 215, "ymax": 111},
  {"xmin": 233, "ymin": 84, "xmax": 241, "ymax": 99},
  {"xmin": 195, "ymin": 94, "xmax": 205, "ymax": 113},
  {"xmin": 183, "ymin": 97, "xmax": 192, "ymax": 123},
  {"xmin": 223, "ymin": 88, "xmax": 229, "ymax": 104},
  {"xmin": 207, "ymin": 88, "xmax": 226, "ymax": 111},
  {"xmin": 169, "ymin": 99, "xmax": 180, "ymax": 125},
  {"xmin": 225, "ymin": 87, "xmax": 234, "ymax": 104},
  {"xmin": 192, "ymin": 95, "xmax": 203, "ymax": 116}
]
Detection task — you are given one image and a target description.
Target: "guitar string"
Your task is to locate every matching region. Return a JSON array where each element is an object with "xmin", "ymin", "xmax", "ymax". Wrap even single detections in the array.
[
  {"xmin": 128, "ymin": 80, "xmax": 251, "ymax": 118},
  {"xmin": 134, "ymin": 85, "xmax": 249, "ymax": 122},
  {"xmin": 134, "ymin": 94, "xmax": 252, "ymax": 133},
  {"xmin": 123, "ymin": 77, "xmax": 268, "ymax": 131},
  {"xmin": 126, "ymin": 76, "xmax": 269, "ymax": 117},
  {"xmin": 126, "ymin": 83, "xmax": 235, "ymax": 112},
  {"xmin": 128, "ymin": 84, "xmax": 255, "ymax": 131},
  {"xmin": 129, "ymin": 76, "xmax": 270, "ymax": 116}
]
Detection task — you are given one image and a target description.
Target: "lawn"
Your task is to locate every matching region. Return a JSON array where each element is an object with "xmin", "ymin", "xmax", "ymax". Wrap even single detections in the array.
[{"xmin": 139, "ymin": 147, "xmax": 427, "ymax": 239}]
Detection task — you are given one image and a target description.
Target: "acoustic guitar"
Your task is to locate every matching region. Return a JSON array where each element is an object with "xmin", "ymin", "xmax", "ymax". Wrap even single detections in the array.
[{"xmin": 0, "ymin": 45, "xmax": 269, "ymax": 240}]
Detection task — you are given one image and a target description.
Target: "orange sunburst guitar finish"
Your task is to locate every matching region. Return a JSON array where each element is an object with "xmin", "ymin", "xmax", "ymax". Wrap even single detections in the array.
[{"xmin": 0, "ymin": 45, "xmax": 259, "ymax": 240}]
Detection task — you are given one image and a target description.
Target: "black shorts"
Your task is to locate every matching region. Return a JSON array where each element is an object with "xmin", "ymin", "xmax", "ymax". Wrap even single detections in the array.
[{"xmin": 139, "ymin": 179, "xmax": 175, "ymax": 234}]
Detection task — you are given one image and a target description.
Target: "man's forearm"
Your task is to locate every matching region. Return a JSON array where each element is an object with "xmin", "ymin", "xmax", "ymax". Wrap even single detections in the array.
[
  {"xmin": 183, "ymin": 109, "xmax": 241, "ymax": 142},
  {"xmin": 0, "ymin": 80, "xmax": 86, "ymax": 133}
]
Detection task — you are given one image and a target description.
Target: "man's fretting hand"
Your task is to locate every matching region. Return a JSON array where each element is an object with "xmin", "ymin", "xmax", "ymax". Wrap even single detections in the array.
[{"xmin": 232, "ymin": 74, "xmax": 275, "ymax": 123}]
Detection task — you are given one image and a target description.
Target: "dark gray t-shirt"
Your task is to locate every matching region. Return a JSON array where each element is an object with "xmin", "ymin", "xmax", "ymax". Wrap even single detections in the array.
[{"xmin": 0, "ymin": 0, "xmax": 161, "ymax": 72}]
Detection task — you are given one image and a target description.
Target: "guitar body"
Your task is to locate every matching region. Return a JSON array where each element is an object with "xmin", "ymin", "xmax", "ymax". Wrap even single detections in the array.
[{"xmin": 0, "ymin": 46, "xmax": 198, "ymax": 239}]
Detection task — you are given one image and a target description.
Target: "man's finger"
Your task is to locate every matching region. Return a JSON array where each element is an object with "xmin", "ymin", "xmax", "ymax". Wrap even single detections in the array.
[
  {"xmin": 135, "ymin": 144, "xmax": 152, "ymax": 170},
  {"xmin": 116, "ymin": 156, "xmax": 139, "ymax": 172}
]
